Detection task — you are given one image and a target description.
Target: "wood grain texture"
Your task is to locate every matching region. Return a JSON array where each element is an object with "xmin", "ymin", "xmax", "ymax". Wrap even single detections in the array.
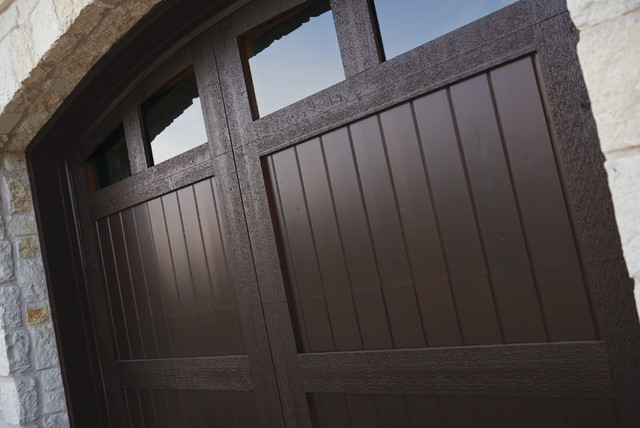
[
  {"xmin": 299, "ymin": 342, "xmax": 613, "ymax": 396},
  {"xmin": 116, "ymin": 356, "xmax": 253, "ymax": 390},
  {"xmin": 329, "ymin": 0, "xmax": 381, "ymax": 77}
]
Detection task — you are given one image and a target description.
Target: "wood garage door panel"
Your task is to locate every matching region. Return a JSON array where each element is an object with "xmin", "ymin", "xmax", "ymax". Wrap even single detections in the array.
[
  {"xmin": 122, "ymin": 388, "xmax": 261, "ymax": 428},
  {"xmin": 264, "ymin": 56, "xmax": 597, "ymax": 353},
  {"xmin": 307, "ymin": 393, "xmax": 619, "ymax": 428},
  {"xmin": 95, "ymin": 178, "xmax": 246, "ymax": 360}
]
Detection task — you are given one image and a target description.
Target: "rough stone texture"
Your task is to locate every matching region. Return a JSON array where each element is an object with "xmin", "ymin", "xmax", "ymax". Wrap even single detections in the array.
[
  {"xmin": 0, "ymin": 377, "xmax": 38, "ymax": 424},
  {"xmin": 567, "ymin": 0, "xmax": 640, "ymax": 317},
  {"xmin": 567, "ymin": 0, "xmax": 640, "ymax": 28},
  {"xmin": 576, "ymin": 9, "xmax": 640, "ymax": 153},
  {"xmin": 9, "ymin": 216, "xmax": 36, "ymax": 236},
  {"xmin": 0, "ymin": 240, "xmax": 14, "ymax": 283},
  {"xmin": 40, "ymin": 368, "xmax": 62, "ymax": 392},
  {"xmin": 0, "ymin": 0, "xmax": 163, "ymax": 152},
  {"xmin": 0, "ymin": 152, "xmax": 65, "ymax": 426},
  {"xmin": 605, "ymin": 151, "xmax": 640, "ymax": 279},
  {"xmin": 6, "ymin": 180, "xmax": 31, "ymax": 215},
  {"xmin": 19, "ymin": 258, "xmax": 47, "ymax": 304},
  {"xmin": 26, "ymin": 306, "xmax": 48, "ymax": 326},
  {"xmin": 0, "ymin": 329, "xmax": 29, "ymax": 375},
  {"xmin": 42, "ymin": 387, "xmax": 65, "ymax": 414},
  {"xmin": 0, "ymin": 286, "xmax": 20, "ymax": 328},
  {"xmin": 32, "ymin": 323, "xmax": 57, "ymax": 370},
  {"xmin": 43, "ymin": 412, "xmax": 70, "ymax": 428},
  {"xmin": 17, "ymin": 237, "xmax": 39, "ymax": 259}
]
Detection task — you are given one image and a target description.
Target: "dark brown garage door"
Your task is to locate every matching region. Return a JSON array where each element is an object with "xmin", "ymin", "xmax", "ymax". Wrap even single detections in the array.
[{"xmin": 29, "ymin": 0, "xmax": 640, "ymax": 426}]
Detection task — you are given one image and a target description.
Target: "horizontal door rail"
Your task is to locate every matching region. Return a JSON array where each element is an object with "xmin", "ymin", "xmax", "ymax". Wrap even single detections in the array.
[
  {"xmin": 115, "ymin": 355, "xmax": 253, "ymax": 391},
  {"xmin": 299, "ymin": 341, "xmax": 613, "ymax": 397}
]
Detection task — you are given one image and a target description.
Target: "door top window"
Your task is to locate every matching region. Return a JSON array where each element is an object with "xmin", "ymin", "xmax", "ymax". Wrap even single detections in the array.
[{"xmin": 239, "ymin": 0, "xmax": 345, "ymax": 119}]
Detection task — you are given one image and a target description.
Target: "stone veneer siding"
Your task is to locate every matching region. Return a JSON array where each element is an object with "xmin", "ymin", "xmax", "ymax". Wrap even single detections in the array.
[
  {"xmin": 0, "ymin": 0, "xmax": 638, "ymax": 426},
  {"xmin": 0, "ymin": 0, "xmax": 161, "ymax": 426},
  {"xmin": 566, "ymin": 0, "xmax": 640, "ymax": 317}
]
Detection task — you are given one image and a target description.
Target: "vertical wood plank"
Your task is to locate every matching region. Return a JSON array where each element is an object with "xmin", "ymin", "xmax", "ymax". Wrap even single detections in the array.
[
  {"xmin": 271, "ymin": 147, "xmax": 335, "ymax": 352},
  {"xmin": 565, "ymin": 398, "xmax": 619, "ymax": 428},
  {"xmin": 477, "ymin": 397, "xmax": 522, "ymax": 428},
  {"xmin": 121, "ymin": 208, "xmax": 159, "ymax": 358},
  {"xmin": 413, "ymin": 89, "xmax": 502, "ymax": 345},
  {"xmin": 490, "ymin": 57, "xmax": 597, "ymax": 341},
  {"xmin": 439, "ymin": 397, "xmax": 481, "ymax": 428},
  {"xmin": 108, "ymin": 213, "xmax": 146, "ymax": 359},
  {"xmin": 345, "ymin": 394, "xmax": 380, "ymax": 428},
  {"xmin": 125, "ymin": 389, "xmax": 145, "ymax": 428},
  {"xmin": 373, "ymin": 394, "xmax": 411, "ymax": 428},
  {"xmin": 180, "ymin": 390, "xmax": 205, "ymax": 427},
  {"xmin": 297, "ymin": 138, "xmax": 362, "ymax": 351},
  {"xmin": 137, "ymin": 389, "xmax": 158, "ymax": 427},
  {"xmin": 518, "ymin": 397, "xmax": 568, "ymax": 428},
  {"xmin": 147, "ymin": 198, "xmax": 188, "ymax": 357},
  {"xmin": 322, "ymin": 127, "xmax": 393, "ymax": 350},
  {"xmin": 134, "ymin": 203, "xmax": 174, "ymax": 358},
  {"xmin": 450, "ymin": 73, "xmax": 546, "ymax": 344},
  {"xmin": 350, "ymin": 115, "xmax": 426, "ymax": 349},
  {"xmin": 96, "ymin": 218, "xmax": 131, "ymax": 360},
  {"xmin": 319, "ymin": 394, "xmax": 352, "ymax": 428},
  {"xmin": 162, "ymin": 192, "xmax": 204, "ymax": 356},
  {"xmin": 151, "ymin": 390, "xmax": 173, "ymax": 428},
  {"xmin": 405, "ymin": 396, "xmax": 444, "ymax": 428},
  {"xmin": 380, "ymin": 102, "xmax": 461, "ymax": 347}
]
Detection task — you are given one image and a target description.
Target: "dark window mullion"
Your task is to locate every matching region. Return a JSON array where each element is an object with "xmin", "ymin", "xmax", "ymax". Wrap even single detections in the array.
[
  {"xmin": 123, "ymin": 107, "xmax": 150, "ymax": 173},
  {"xmin": 329, "ymin": 0, "xmax": 382, "ymax": 78}
]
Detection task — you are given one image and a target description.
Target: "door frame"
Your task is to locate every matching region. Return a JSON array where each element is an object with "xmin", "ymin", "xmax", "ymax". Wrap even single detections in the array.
[{"xmin": 26, "ymin": 0, "xmax": 640, "ymax": 426}]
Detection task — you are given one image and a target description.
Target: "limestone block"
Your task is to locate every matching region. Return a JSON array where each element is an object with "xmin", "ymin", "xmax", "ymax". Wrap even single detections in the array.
[
  {"xmin": 0, "ymin": 36, "xmax": 19, "ymax": 109},
  {"xmin": 605, "ymin": 150, "xmax": 640, "ymax": 282},
  {"xmin": 43, "ymin": 387, "xmax": 65, "ymax": 413},
  {"xmin": 2, "ymin": 152, "xmax": 26, "ymax": 172},
  {"xmin": 26, "ymin": 306, "xmax": 49, "ymax": 326},
  {"xmin": 0, "ymin": 240, "xmax": 14, "ymax": 283},
  {"xmin": 568, "ymin": 0, "xmax": 640, "ymax": 30},
  {"xmin": 0, "ymin": 377, "xmax": 38, "ymax": 424},
  {"xmin": 0, "ymin": 286, "xmax": 21, "ymax": 328},
  {"xmin": 43, "ymin": 412, "xmax": 69, "ymax": 428},
  {"xmin": 0, "ymin": 111, "xmax": 22, "ymax": 134},
  {"xmin": 32, "ymin": 323, "xmax": 58, "ymax": 370},
  {"xmin": 0, "ymin": 2, "xmax": 18, "ymax": 38},
  {"xmin": 578, "ymin": 9, "xmax": 640, "ymax": 153},
  {"xmin": 9, "ymin": 216, "xmax": 36, "ymax": 236},
  {"xmin": 9, "ymin": 19, "xmax": 36, "ymax": 84},
  {"xmin": 6, "ymin": 179, "xmax": 32, "ymax": 214},
  {"xmin": 29, "ymin": 0, "xmax": 63, "ymax": 60},
  {"xmin": 15, "ymin": 0, "xmax": 38, "ymax": 25},
  {"xmin": 53, "ymin": 0, "xmax": 91, "ymax": 30},
  {"xmin": 0, "ymin": 329, "xmax": 30, "ymax": 375},
  {"xmin": 18, "ymin": 237, "xmax": 40, "ymax": 259},
  {"xmin": 40, "ymin": 367, "xmax": 62, "ymax": 391},
  {"xmin": 19, "ymin": 258, "xmax": 47, "ymax": 303}
]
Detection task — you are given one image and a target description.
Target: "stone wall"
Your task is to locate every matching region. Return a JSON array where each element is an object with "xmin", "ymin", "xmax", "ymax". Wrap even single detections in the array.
[
  {"xmin": 566, "ymin": 0, "xmax": 640, "ymax": 316},
  {"xmin": 0, "ymin": 153, "xmax": 67, "ymax": 427},
  {"xmin": 0, "ymin": 0, "xmax": 161, "ymax": 426}
]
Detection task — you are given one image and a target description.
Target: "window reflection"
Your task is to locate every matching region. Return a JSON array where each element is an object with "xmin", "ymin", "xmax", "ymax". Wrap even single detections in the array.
[
  {"xmin": 86, "ymin": 124, "xmax": 131, "ymax": 191},
  {"xmin": 141, "ymin": 68, "xmax": 208, "ymax": 165},
  {"xmin": 240, "ymin": 0, "xmax": 345, "ymax": 118},
  {"xmin": 372, "ymin": 0, "xmax": 518, "ymax": 60}
]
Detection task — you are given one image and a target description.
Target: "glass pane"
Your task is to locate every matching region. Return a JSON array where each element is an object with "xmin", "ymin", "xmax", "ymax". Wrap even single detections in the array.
[
  {"xmin": 141, "ymin": 68, "xmax": 208, "ymax": 165},
  {"xmin": 372, "ymin": 0, "xmax": 518, "ymax": 60},
  {"xmin": 87, "ymin": 124, "xmax": 131, "ymax": 190},
  {"xmin": 241, "ymin": 0, "xmax": 345, "ymax": 118}
]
